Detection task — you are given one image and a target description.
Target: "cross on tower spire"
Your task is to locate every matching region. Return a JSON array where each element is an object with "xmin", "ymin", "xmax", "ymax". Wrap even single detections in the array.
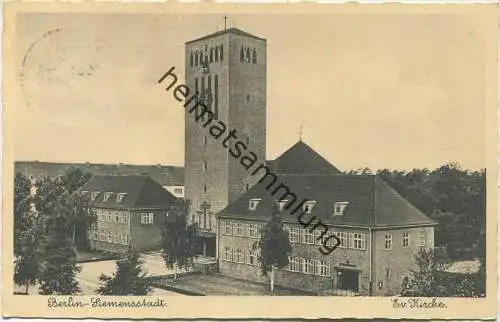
[
  {"xmin": 299, "ymin": 123, "xmax": 304, "ymax": 141},
  {"xmin": 224, "ymin": 14, "xmax": 228, "ymax": 30}
]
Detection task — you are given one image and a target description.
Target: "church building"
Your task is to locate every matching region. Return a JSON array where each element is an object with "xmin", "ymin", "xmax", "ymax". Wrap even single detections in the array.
[{"xmin": 182, "ymin": 26, "xmax": 437, "ymax": 296}]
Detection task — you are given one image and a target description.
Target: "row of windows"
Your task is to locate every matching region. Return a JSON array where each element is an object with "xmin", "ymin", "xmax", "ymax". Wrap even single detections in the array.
[
  {"xmin": 221, "ymin": 247, "xmax": 330, "ymax": 278},
  {"xmin": 96, "ymin": 212, "xmax": 154, "ymax": 225},
  {"xmin": 240, "ymin": 46, "xmax": 257, "ymax": 64},
  {"xmin": 248, "ymin": 199, "xmax": 348, "ymax": 216},
  {"xmin": 287, "ymin": 257, "xmax": 331, "ymax": 277},
  {"xmin": 222, "ymin": 247, "xmax": 259, "ymax": 265},
  {"xmin": 89, "ymin": 229, "xmax": 129, "ymax": 245},
  {"xmin": 384, "ymin": 230, "xmax": 426, "ymax": 249},
  {"xmin": 80, "ymin": 191, "xmax": 127, "ymax": 203},
  {"xmin": 222, "ymin": 221, "xmax": 428, "ymax": 250},
  {"xmin": 194, "ymin": 74, "xmax": 218, "ymax": 118},
  {"xmin": 190, "ymin": 45, "xmax": 224, "ymax": 67},
  {"xmin": 97, "ymin": 211, "xmax": 129, "ymax": 224},
  {"xmin": 222, "ymin": 221, "xmax": 263, "ymax": 238}
]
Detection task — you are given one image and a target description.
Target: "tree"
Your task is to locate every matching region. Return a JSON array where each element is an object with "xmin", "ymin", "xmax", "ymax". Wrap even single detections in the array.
[
  {"xmin": 35, "ymin": 184, "xmax": 81, "ymax": 295},
  {"xmin": 14, "ymin": 228, "xmax": 39, "ymax": 294},
  {"xmin": 255, "ymin": 204, "xmax": 292, "ymax": 293},
  {"xmin": 402, "ymin": 247, "xmax": 451, "ymax": 297},
  {"xmin": 14, "ymin": 172, "xmax": 33, "ymax": 255},
  {"xmin": 61, "ymin": 167, "xmax": 92, "ymax": 194},
  {"xmin": 72, "ymin": 193, "xmax": 96, "ymax": 250},
  {"xmin": 13, "ymin": 172, "xmax": 39, "ymax": 294},
  {"xmin": 96, "ymin": 247, "xmax": 152, "ymax": 295},
  {"xmin": 160, "ymin": 200, "xmax": 198, "ymax": 280}
]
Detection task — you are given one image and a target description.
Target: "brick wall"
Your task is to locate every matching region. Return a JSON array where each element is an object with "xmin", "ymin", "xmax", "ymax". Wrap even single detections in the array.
[
  {"xmin": 89, "ymin": 207, "xmax": 130, "ymax": 253},
  {"xmin": 130, "ymin": 209, "xmax": 168, "ymax": 251},
  {"xmin": 372, "ymin": 226, "xmax": 435, "ymax": 296},
  {"xmin": 217, "ymin": 217, "xmax": 374, "ymax": 295},
  {"xmin": 184, "ymin": 32, "xmax": 267, "ymax": 233}
]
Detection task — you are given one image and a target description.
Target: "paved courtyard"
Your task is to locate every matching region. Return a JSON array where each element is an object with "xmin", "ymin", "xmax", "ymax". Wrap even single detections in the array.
[{"xmin": 152, "ymin": 274, "xmax": 313, "ymax": 296}]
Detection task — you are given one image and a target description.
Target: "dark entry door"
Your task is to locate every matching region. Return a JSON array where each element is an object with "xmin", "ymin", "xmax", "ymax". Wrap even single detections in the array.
[{"xmin": 338, "ymin": 269, "xmax": 359, "ymax": 292}]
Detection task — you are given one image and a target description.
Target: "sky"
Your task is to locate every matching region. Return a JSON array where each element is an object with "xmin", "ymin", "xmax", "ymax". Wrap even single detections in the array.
[{"xmin": 12, "ymin": 11, "xmax": 490, "ymax": 171}]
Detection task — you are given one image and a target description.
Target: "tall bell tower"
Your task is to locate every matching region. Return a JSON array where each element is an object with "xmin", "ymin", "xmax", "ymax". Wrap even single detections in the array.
[{"xmin": 184, "ymin": 26, "xmax": 267, "ymax": 256}]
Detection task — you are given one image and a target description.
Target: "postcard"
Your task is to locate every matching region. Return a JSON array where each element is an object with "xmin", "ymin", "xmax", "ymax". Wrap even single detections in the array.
[{"xmin": 2, "ymin": 2, "xmax": 498, "ymax": 319}]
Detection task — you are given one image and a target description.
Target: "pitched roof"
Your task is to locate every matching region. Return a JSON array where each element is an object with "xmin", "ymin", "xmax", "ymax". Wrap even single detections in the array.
[
  {"xmin": 14, "ymin": 161, "xmax": 184, "ymax": 186},
  {"xmin": 218, "ymin": 174, "xmax": 437, "ymax": 228},
  {"xmin": 76, "ymin": 175, "xmax": 177, "ymax": 209},
  {"xmin": 267, "ymin": 141, "xmax": 342, "ymax": 175},
  {"xmin": 186, "ymin": 27, "xmax": 266, "ymax": 44}
]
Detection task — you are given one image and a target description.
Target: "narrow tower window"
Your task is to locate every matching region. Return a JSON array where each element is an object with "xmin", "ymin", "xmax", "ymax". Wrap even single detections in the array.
[
  {"xmin": 210, "ymin": 48, "xmax": 214, "ymax": 62},
  {"xmin": 246, "ymin": 48, "xmax": 251, "ymax": 63},
  {"xmin": 240, "ymin": 46, "xmax": 244, "ymax": 62},
  {"xmin": 220, "ymin": 45, "xmax": 224, "ymax": 61},
  {"xmin": 252, "ymin": 49, "xmax": 257, "ymax": 64},
  {"xmin": 214, "ymin": 75, "xmax": 219, "ymax": 119},
  {"xmin": 190, "ymin": 52, "xmax": 193, "ymax": 67},
  {"xmin": 195, "ymin": 52, "xmax": 199, "ymax": 66},
  {"xmin": 195, "ymin": 78, "xmax": 199, "ymax": 95},
  {"xmin": 215, "ymin": 47, "xmax": 219, "ymax": 62},
  {"xmin": 204, "ymin": 184, "xmax": 207, "ymax": 193}
]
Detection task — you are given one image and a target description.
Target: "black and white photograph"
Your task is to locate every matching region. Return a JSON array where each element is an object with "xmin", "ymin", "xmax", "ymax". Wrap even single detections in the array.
[{"xmin": 3, "ymin": 3, "xmax": 497, "ymax": 320}]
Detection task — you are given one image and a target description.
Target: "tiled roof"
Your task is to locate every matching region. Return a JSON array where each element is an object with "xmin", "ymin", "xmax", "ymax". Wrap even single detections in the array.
[
  {"xmin": 267, "ymin": 141, "xmax": 342, "ymax": 175},
  {"xmin": 186, "ymin": 27, "xmax": 266, "ymax": 44},
  {"xmin": 14, "ymin": 161, "xmax": 184, "ymax": 186},
  {"xmin": 76, "ymin": 175, "xmax": 177, "ymax": 209},
  {"xmin": 217, "ymin": 174, "xmax": 437, "ymax": 228}
]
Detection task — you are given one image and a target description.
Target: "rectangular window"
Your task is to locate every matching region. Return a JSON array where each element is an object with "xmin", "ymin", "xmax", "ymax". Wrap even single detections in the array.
[
  {"xmin": 257, "ymin": 224, "xmax": 264, "ymax": 238},
  {"xmin": 123, "ymin": 213, "xmax": 129, "ymax": 224},
  {"xmin": 301, "ymin": 258, "xmax": 315, "ymax": 275},
  {"xmin": 116, "ymin": 193, "xmax": 126, "ymax": 203},
  {"xmin": 316, "ymin": 260, "xmax": 330, "ymax": 277},
  {"xmin": 236, "ymin": 249, "xmax": 245, "ymax": 263},
  {"xmin": 223, "ymin": 247, "xmax": 231, "ymax": 261},
  {"xmin": 99, "ymin": 230, "xmax": 106, "ymax": 241},
  {"xmin": 419, "ymin": 229, "xmax": 426, "ymax": 247},
  {"xmin": 121, "ymin": 233, "xmax": 129, "ymax": 245},
  {"xmin": 107, "ymin": 231, "xmax": 113, "ymax": 243},
  {"xmin": 321, "ymin": 230, "xmax": 340, "ymax": 247},
  {"xmin": 114, "ymin": 214, "xmax": 120, "ymax": 223},
  {"xmin": 385, "ymin": 234, "xmax": 393, "ymax": 250},
  {"xmin": 107, "ymin": 212, "xmax": 113, "ymax": 222},
  {"xmin": 141, "ymin": 213, "xmax": 154, "ymax": 224},
  {"xmin": 247, "ymin": 250, "xmax": 258, "ymax": 266},
  {"xmin": 230, "ymin": 248, "xmax": 236, "ymax": 263},
  {"xmin": 249, "ymin": 199, "xmax": 261, "ymax": 211},
  {"xmin": 288, "ymin": 256, "xmax": 300, "ymax": 272},
  {"xmin": 114, "ymin": 232, "xmax": 120, "ymax": 244},
  {"xmin": 303, "ymin": 201, "xmax": 317, "ymax": 214},
  {"xmin": 248, "ymin": 224, "xmax": 258, "ymax": 238},
  {"xmin": 103, "ymin": 192, "xmax": 113, "ymax": 202},
  {"xmin": 278, "ymin": 200, "xmax": 288, "ymax": 211},
  {"xmin": 301, "ymin": 229, "xmax": 315, "ymax": 244},
  {"xmin": 289, "ymin": 227, "xmax": 300, "ymax": 243},
  {"xmin": 234, "ymin": 223, "xmax": 245, "ymax": 237},
  {"xmin": 353, "ymin": 233, "xmax": 366, "ymax": 250},
  {"xmin": 336, "ymin": 232, "xmax": 347, "ymax": 248},
  {"xmin": 224, "ymin": 220, "xmax": 232, "ymax": 235},
  {"xmin": 403, "ymin": 232, "xmax": 409, "ymax": 247}
]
